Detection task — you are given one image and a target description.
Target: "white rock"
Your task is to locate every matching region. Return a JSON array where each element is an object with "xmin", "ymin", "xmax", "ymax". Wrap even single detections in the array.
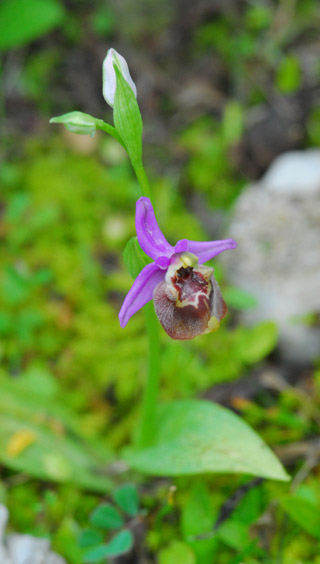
[
  {"xmin": 223, "ymin": 150, "xmax": 320, "ymax": 362},
  {"xmin": 263, "ymin": 149, "xmax": 320, "ymax": 196},
  {"xmin": 0, "ymin": 506, "xmax": 66, "ymax": 564},
  {"xmin": 0, "ymin": 506, "xmax": 9, "ymax": 541}
]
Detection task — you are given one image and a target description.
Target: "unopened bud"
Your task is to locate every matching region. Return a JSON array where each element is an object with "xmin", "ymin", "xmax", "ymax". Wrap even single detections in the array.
[
  {"xmin": 102, "ymin": 48, "xmax": 137, "ymax": 108},
  {"xmin": 50, "ymin": 111, "xmax": 97, "ymax": 136}
]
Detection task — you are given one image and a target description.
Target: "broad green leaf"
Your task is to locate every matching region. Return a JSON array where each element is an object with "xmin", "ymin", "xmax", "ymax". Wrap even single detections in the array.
[
  {"xmin": 0, "ymin": 0, "xmax": 65, "ymax": 51},
  {"xmin": 113, "ymin": 484, "xmax": 139, "ymax": 516},
  {"xmin": 0, "ymin": 374, "xmax": 114, "ymax": 492},
  {"xmin": 90, "ymin": 503, "xmax": 124, "ymax": 530},
  {"xmin": 125, "ymin": 400, "xmax": 289, "ymax": 481},
  {"xmin": 113, "ymin": 66, "xmax": 143, "ymax": 165},
  {"xmin": 159, "ymin": 541, "xmax": 196, "ymax": 564},
  {"xmin": 78, "ymin": 529, "xmax": 104, "ymax": 548},
  {"xmin": 236, "ymin": 321, "xmax": 278, "ymax": 364},
  {"xmin": 84, "ymin": 530, "xmax": 133, "ymax": 562},
  {"xmin": 280, "ymin": 496, "xmax": 320, "ymax": 539},
  {"xmin": 123, "ymin": 236, "xmax": 150, "ymax": 279}
]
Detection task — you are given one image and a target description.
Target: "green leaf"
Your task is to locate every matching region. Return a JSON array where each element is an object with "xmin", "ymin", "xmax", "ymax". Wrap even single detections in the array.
[
  {"xmin": 90, "ymin": 503, "xmax": 124, "ymax": 530},
  {"xmin": 159, "ymin": 541, "xmax": 196, "ymax": 564},
  {"xmin": 0, "ymin": 374, "xmax": 114, "ymax": 492},
  {"xmin": 113, "ymin": 66, "xmax": 143, "ymax": 165},
  {"xmin": 103, "ymin": 529, "xmax": 133, "ymax": 556},
  {"xmin": 223, "ymin": 286, "xmax": 258, "ymax": 310},
  {"xmin": 113, "ymin": 484, "xmax": 139, "ymax": 516},
  {"xmin": 218, "ymin": 520, "xmax": 251, "ymax": 551},
  {"xmin": 78, "ymin": 529, "xmax": 104, "ymax": 548},
  {"xmin": 236, "ymin": 321, "xmax": 278, "ymax": 364},
  {"xmin": 0, "ymin": 0, "xmax": 65, "ymax": 51},
  {"xmin": 125, "ymin": 399, "xmax": 289, "ymax": 481},
  {"xmin": 84, "ymin": 530, "xmax": 133, "ymax": 562},
  {"xmin": 123, "ymin": 236, "xmax": 150, "ymax": 279},
  {"xmin": 222, "ymin": 101, "xmax": 243, "ymax": 146},
  {"xmin": 83, "ymin": 544, "xmax": 110, "ymax": 563},
  {"xmin": 181, "ymin": 481, "xmax": 217, "ymax": 563},
  {"xmin": 276, "ymin": 55, "xmax": 301, "ymax": 94},
  {"xmin": 280, "ymin": 496, "xmax": 320, "ymax": 539}
]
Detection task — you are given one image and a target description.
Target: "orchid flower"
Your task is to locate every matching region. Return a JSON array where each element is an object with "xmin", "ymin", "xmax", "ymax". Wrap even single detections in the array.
[{"xmin": 119, "ymin": 197, "xmax": 237, "ymax": 339}]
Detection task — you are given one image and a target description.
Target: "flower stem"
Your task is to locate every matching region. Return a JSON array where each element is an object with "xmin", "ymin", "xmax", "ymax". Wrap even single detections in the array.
[
  {"xmin": 137, "ymin": 302, "xmax": 160, "ymax": 448},
  {"xmin": 130, "ymin": 159, "xmax": 159, "ymax": 447},
  {"xmin": 132, "ymin": 160, "xmax": 153, "ymax": 202}
]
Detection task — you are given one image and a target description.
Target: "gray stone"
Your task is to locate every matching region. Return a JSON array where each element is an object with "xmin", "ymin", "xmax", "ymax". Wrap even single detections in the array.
[
  {"xmin": 0, "ymin": 505, "xmax": 66, "ymax": 564},
  {"xmin": 223, "ymin": 150, "xmax": 320, "ymax": 362}
]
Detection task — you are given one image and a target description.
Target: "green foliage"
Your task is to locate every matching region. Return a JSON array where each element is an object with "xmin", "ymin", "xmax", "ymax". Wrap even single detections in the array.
[
  {"xmin": 181, "ymin": 481, "xmax": 218, "ymax": 563},
  {"xmin": 90, "ymin": 504, "xmax": 124, "ymax": 530},
  {"xmin": 0, "ymin": 0, "xmax": 65, "ymax": 50},
  {"xmin": 0, "ymin": 368, "xmax": 113, "ymax": 492},
  {"xmin": 113, "ymin": 484, "xmax": 140, "ymax": 516},
  {"xmin": 83, "ymin": 530, "xmax": 133, "ymax": 562},
  {"xmin": 179, "ymin": 117, "xmax": 244, "ymax": 209},
  {"xmin": 123, "ymin": 236, "xmax": 150, "ymax": 278},
  {"xmin": 113, "ymin": 67, "xmax": 143, "ymax": 165},
  {"xmin": 281, "ymin": 493, "xmax": 320, "ymax": 539},
  {"xmin": 223, "ymin": 286, "xmax": 258, "ymax": 310},
  {"xmin": 276, "ymin": 55, "xmax": 301, "ymax": 94},
  {"xmin": 90, "ymin": 4, "xmax": 115, "ymax": 38},
  {"xmin": 236, "ymin": 321, "xmax": 278, "ymax": 365},
  {"xmin": 126, "ymin": 400, "xmax": 289, "ymax": 480},
  {"xmin": 78, "ymin": 485, "xmax": 139, "ymax": 562},
  {"xmin": 159, "ymin": 540, "xmax": 195, "ymax": 564}
]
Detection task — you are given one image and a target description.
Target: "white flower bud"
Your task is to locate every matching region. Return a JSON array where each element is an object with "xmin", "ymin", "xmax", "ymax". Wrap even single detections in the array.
[{"xmin": 102, "ymin": 48, "xmax": 137, "ymax": 108}]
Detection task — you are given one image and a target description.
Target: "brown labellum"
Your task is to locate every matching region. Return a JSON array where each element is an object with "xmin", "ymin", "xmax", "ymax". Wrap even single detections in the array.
[{"xmin": 153, "ymin": 259, "xmax": 227, "ymax": 340}]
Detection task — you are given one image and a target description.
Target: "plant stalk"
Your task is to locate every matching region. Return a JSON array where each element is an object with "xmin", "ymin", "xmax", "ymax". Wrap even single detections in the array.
[
  {"xmin": 132, "ymin": 160, "xmax": 153, "ymax": 202},
  {"xmin": 131, "ymin": 159, "xmax": 159, "ymax": 447},
  {"xmin": 137, "ymin": 302, "xmax": 160, "ymax": 448}
]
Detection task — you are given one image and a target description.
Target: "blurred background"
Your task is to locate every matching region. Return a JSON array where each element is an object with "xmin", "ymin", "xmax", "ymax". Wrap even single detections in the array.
[{"xmin": 1, "ymin": 1, "xmax": 320, "ymax": 563}]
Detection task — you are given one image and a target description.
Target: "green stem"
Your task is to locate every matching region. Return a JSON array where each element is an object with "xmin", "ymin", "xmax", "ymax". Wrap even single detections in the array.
[
  {"xmin": 130, "ymin": 157, "xmax": 159, "ymax": 447},
  {"xmin": 132, "ymin": 159, "xmax": 153, "ymax": 202},
  {"xmin": 137, "ymin": 302, "xmax": 160, "ymax": 448}
]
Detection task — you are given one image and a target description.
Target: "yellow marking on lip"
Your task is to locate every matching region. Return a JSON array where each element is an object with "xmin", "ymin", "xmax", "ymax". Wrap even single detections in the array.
[{"xmin": 205, "ymin": 316, "xmax": 220, "ymax": 334}]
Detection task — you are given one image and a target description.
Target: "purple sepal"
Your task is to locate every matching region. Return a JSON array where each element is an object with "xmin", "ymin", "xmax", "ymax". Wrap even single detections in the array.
[
  {"xmin": 187, "ymin": 238, "xmax": 237, "ymax": 264},
  {"xmin": 135, "ymin": 197, "xmax": 174, "ymax": 260},
  {"xmin": 119, "ymin": 262, "xmax": 165, "ymax": 327}
]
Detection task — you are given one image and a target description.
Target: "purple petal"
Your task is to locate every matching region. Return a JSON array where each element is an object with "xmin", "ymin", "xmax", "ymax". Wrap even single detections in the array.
[
  {"xmin": 186, "ymin": 238, "xmax": 237, "ymax": 264},
  {"xmin": 135, "ymin": 197, "xmax": 174, "ymax": 260},
  {"xmin": 155, "ymin": 255, "xmax": 171, "ymax": 269},
  {"xmin": 119, "ymin": 263, "xmax": 165, "ymax": 327},
  {"xmin": 174, "ymin": 239, "xmax": 188, "ymax": 253}
]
